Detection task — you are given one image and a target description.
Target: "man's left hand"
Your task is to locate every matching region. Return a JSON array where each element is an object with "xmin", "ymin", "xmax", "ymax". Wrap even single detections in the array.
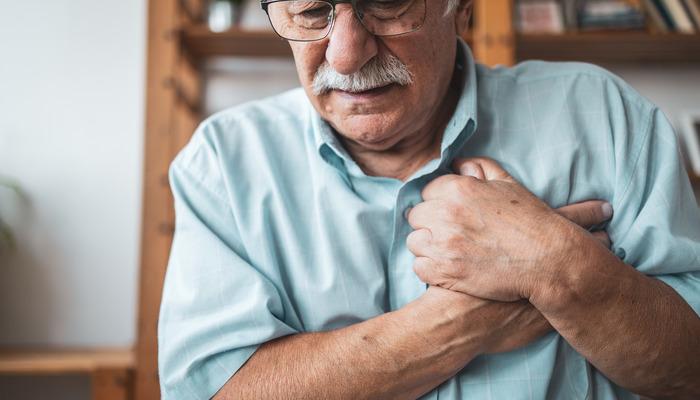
[{"xmin": 407, "ymin": 157, "xmax": 608, "ymax": 302}]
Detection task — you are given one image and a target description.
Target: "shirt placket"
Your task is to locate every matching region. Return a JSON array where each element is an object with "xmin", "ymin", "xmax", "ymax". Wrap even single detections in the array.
[{"xmin": 387, "ymin": 182, "xmax": 428, "ymax": 311}]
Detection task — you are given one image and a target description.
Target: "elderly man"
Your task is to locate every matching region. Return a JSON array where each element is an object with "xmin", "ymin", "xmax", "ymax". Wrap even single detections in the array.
[{"xmin": 158, "ymin": 0, "xmax": 700, "ymax": 398}]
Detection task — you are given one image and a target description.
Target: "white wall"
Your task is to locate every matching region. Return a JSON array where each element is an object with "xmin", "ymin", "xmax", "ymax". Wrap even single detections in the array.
[
  {"xmin": 0, "ymin": 0, "xmax": 146, "ymax": 349},
  {"xmin": 605, "ymin": 63, "xmax": 700, "ymax": 124}
]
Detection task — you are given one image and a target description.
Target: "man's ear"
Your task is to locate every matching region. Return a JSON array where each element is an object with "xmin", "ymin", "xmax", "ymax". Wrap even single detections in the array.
[{"xmin": 453, "ymin": 0, "xmax": 474, "ymax": 35}]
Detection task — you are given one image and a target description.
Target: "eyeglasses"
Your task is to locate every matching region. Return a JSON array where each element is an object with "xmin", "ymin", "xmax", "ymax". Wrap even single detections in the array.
[{"xmin": 260, "ymin": 0, "xmax": 427, "ymax": 42}]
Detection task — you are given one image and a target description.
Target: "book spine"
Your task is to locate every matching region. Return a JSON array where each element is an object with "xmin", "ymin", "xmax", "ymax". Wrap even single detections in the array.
[
  {"xmin": 643, "ymin": 0, "xmax": 671, "ymax": 31},
  {"xmin": 663, "ymin": 0, "xmax": 696, "ymax": 32},
  {"xmin": 652, "ymin": 0, "xmax": 678, "ymax": 29},
  {"xmin": 683, "ymin": 0, "xmax": 700, "ymax": 27}
]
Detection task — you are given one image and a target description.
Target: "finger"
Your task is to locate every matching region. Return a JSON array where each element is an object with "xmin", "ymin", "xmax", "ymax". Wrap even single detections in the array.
[
  {"xmin": 455, "ymin": 159, "xmax": 485, "ymax": 180},
  {"xmin": 406, "ymin": 229, "xmax": 432, "ymax": 257},
  {"xmin": 407, "ymin": 200, "xmax": 450, "ymax": 229},
  {"xmin": 555, "ymin": 200, "xmax": 613, "ymax": 230},
  {"xmin": 452, "ymin": 157, "xmax": 514, "ymax": 182},
  {"xmin": 422, "ymin": 174, "xmax": 468, "ymax": 201},
  {"xmin": 406, "ymin": 201, "xmax": 430, "ymax": 229},
  {"xmin": 591, "ymin": 231, "xmax": 612, "ymax": 249},
  {"xmin": 413, "ymin": 256, "xmax": 437, "ymax": 285}
]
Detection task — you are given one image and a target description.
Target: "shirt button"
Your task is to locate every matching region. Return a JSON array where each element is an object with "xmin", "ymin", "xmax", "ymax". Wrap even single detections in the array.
[{"xmin": 615, "ymin": 247, "xmax": 627, "ymax": 259}]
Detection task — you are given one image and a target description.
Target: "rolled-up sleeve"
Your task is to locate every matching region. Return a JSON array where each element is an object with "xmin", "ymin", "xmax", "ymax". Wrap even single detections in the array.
[
  {"xmin": 158, "ymin": 131, "xmax": 298, "ymax": 399},
  {"xmin": 609, "ymin": 105, "xmax": 700, "ymax": 314}
]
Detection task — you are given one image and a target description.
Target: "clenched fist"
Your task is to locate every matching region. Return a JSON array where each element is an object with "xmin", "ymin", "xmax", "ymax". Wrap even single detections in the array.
[{"xmin": 407, "ymin": 158, "xmax": 613, "ymax": 302}]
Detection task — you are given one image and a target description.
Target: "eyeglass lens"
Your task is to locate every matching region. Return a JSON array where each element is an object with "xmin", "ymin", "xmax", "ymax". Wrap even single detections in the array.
[{"xmin": 265, "ymin": 0, "xmax": 426, "ymax": 41}]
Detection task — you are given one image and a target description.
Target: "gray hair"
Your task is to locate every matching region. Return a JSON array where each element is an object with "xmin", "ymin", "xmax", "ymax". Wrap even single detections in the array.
[
  {"xmin": 312, "ymin": 53, "xmax": 413, "ymax": 95},
  {"xmin": 446, "ymin": 0, "xmax": 460, "ymax": 15}
]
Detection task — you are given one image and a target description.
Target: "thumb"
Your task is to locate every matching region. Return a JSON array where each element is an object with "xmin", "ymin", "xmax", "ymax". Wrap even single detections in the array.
[{"xmin": 453, "ymin": 157, "xmax": 514, "ymax": 182}]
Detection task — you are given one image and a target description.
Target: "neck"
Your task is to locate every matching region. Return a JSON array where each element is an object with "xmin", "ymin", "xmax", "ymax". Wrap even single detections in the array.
[{"xmin": 340, "ymin": 66, "xmax": 464, "ymax": 182}]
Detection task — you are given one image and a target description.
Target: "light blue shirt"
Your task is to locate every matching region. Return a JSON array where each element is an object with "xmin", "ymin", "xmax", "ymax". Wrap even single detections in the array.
[{"xmin": 158, "ymin": 41, "xmax": 700, "ymax": 399}]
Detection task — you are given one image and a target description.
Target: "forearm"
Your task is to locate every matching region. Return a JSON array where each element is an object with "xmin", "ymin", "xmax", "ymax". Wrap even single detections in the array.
[
  {"xmin": 214, "ymin": 292, "xmax": 480, "ymax": 399},
  {"xmin": 533, "ymin": 231, "xmax": 700, "ymax": 399}
]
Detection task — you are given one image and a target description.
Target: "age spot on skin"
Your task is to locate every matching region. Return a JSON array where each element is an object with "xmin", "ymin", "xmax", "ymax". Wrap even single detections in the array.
[{"xmin": 510, "ymin": 200, "xmax": 520, "ymax": 205}]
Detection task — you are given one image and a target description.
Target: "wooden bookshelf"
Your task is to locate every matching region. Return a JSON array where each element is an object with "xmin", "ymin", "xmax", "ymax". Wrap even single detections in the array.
[
  {"xmin": 0, "ymin": 348, "xmax": 134, "ymax": 400},
  {"xmin": 517, "ymin": 32, "xmax": 700, "ymax": 64},
  {"xmin": 182, "ymin": 26, "xmax": 291, "ymax": 58},
  {"xmin": 182, "ymin": 25, "xmax": 474, "ymax": 59},
  {"xmin": 182, "ymin": 28, "xmax": 700, "ymax": 64}
]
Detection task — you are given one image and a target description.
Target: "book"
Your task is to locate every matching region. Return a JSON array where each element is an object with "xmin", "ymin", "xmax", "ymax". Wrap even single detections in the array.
[
  {"xmin": 562, "ymin": 0, "xmax": 582, "ymax": 29},
  {"xmin": 662, "ymin": 0, "xmax": 696, "ymax": 32},
  {"xmin": 651, "ymin": 0, "xmax": 678, "ymax": 29},
  {"xmin": 643, "ymin": 0, "xmax": 671, "ymax": 30},
  {"xmin": 517, "ymin": 0, "xmax": 566, "ymax": 33},
  {"xmin": 578, "ymin": 0, "xmax": 646, "ymax": 30},
  {"xmin": 682, "ymin": 0, "xmax": 700, "ymax": 27}
]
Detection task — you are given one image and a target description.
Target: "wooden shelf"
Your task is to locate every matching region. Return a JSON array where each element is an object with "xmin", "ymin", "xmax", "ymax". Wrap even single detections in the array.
[
  {"xmin": 182, "ymin": 25, "xmax": 474, "ymax": 59},
  {"xmin": 516, "ymin": 32, "xmax": 700, "ymax": 64},
  {"xmin": 182, "ymin": 26, "xmax": 292, "ymax": 59},
  {"xmin": 0, "ymin": 348, "xmax": 134, "ymax": 375}
]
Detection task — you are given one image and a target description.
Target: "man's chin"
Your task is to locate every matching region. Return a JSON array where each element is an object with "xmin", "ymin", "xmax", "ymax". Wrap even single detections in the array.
[{"xmin": 333, "ymin": 120, "xmax": 407, "ymax": 152}]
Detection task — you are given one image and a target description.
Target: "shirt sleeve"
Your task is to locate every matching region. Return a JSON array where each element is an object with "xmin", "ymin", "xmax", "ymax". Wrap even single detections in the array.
[
  {"xmin": 608, "ymin": 105, "xmax": 700, "ymax": 315},
  {"xmin": 158, "ymin": 131, "xmax": 298, "ymax": 399}
]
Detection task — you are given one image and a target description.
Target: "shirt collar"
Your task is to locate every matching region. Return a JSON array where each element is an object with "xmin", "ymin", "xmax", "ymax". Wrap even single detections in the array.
[{"xmin": 309, "ymin": 38, "xmax": 478, "ymax": 177}]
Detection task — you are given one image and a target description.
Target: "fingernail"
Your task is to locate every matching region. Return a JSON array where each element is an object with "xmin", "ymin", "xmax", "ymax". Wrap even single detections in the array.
[{"xmin": 601, "ymin": 202, "xmax": 613, "ymax": 219}]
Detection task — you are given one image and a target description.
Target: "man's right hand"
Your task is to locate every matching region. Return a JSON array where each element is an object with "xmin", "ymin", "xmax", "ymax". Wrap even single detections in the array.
[{"xmin": 415, "ymin": 160, "xmax": 614, "ymax": 355}]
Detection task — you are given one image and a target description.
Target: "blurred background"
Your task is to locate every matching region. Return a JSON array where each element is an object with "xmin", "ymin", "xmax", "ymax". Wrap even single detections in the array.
[{"xmin": 0, "ymin": 0, "xmax": 698, "ymax": 399}]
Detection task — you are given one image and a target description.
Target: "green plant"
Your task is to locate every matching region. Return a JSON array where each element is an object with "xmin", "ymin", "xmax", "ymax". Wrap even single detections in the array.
[{"xmin": 0, "ymin": 177, "xmax": 22, "ymax": 251}]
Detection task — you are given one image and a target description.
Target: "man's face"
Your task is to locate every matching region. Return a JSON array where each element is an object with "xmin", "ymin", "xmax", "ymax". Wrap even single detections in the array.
[{"xmin": 290, "ymin": 0, "xmax": 469, "ymax": 152}]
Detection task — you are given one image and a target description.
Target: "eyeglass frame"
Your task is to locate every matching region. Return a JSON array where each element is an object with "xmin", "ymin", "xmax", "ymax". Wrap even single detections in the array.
[{"xmin": 259, "ymin": 0, "xmax": 427, "ymax": 42}]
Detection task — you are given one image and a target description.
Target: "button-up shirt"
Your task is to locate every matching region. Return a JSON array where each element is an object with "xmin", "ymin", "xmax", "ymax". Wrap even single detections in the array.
[{"xmin": 158, "ymin": 40, "xmax": 700, "ymax": 399}]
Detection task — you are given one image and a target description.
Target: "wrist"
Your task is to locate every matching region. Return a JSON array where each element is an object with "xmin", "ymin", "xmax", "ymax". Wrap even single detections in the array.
[
  {"xmin": 527, "ymin": 217, "xmax": 597, "ymax": 313},
  {"xmin": 412, "ymin": 287, "xmax": 485, "ymax": 358}
]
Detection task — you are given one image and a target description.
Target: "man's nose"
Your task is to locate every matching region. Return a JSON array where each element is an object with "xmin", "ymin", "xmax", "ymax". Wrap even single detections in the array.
[{"xmin": 325, "ymin": 6, "xmax": 378, "ymax": 75}]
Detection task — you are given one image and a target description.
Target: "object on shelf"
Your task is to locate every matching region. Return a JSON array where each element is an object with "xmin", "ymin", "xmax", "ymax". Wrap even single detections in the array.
[
  {"xmin": 646, "ymin": 0, "xmax": 699, "ymax": 32},
  {"xmin": 517, "ymin": 0, "xmax": 566, "ymax": 33},
  {"xmin": 664, "ymin": 0, "xmax": 696, "ymax": 32},
  {"xmin": 208, "ymin": 0, "xmax": 244, "ymax": 32},
  {"xmin": 642, "ymin": 0, "xmax": 671, "ymax": 31},
  {"xmin": 578, "ymin": 0, "xmax": 646, "ymax": 30},
  {"xmin": 686, "ymin": 0, "xmax": 700, "ymax": 28}
]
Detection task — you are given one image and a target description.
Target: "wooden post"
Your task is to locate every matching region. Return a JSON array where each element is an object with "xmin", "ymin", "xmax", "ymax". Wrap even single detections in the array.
[
  {"xmin": 92, "ymin": 368, "xmax": 133, "ymax": 400},
  {"xmin": 135, "ymin": 0, "xmax": 203, "ymax": 399},
  {"xmin": 473, "ymin": 0, "xmax": 515, "ymax": 67}
]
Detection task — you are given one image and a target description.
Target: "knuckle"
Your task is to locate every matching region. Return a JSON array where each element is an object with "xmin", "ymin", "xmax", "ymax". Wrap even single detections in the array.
[
  {"xmin": 443, "ymin": 231, "xmax": 465, "ymax": 253},
  {"xmin": 442, "ymin": 201, "xmax": 463, "ymax": 221}
]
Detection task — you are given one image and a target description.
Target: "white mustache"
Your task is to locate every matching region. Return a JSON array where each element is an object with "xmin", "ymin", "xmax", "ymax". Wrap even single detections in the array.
[{"xmin": 311, "ymin": 54, "xmax": 413, "ymax": 95}]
